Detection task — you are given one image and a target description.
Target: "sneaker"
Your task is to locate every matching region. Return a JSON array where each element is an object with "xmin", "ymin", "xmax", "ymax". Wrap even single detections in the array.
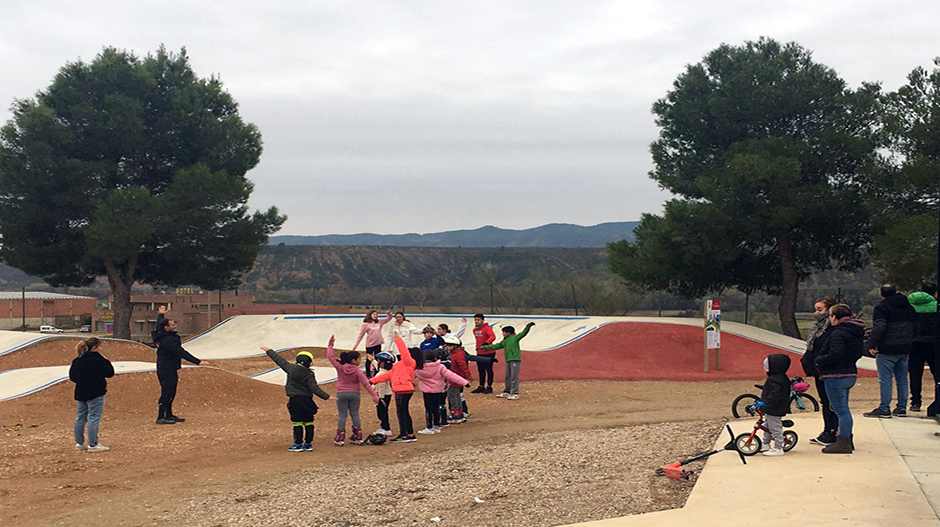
[
  {"xmin": 75, "ymin": 443, "xmax": 87, "ymax": 451},
  {"xmin": 448, "ymin": 415, "xmax": 467, "ymax": 424},
  {"xmin": 470, "ymin": 386, "xmax": 486, "ymax": 394},
  {"xmin": 432, "ymin": 427, "xmax": 442, "ymax": 434},
  {"xmin": 762, "ymin": 448, "xmax": 784, "ymax": 457},
  {"xmin": 759, "ymin": 443, "xmax": 770, "ymax": 452},
  {"xmin": 507, "ymin": 394, "xmax": 520, "ymax": 400},
  {"xmin": 390, "ymin": 435, "xmax": 409, "ymax": 443},
  {"xmin": 893, "ymin": 408, "xmax": 907, "ymax": 417},
  {"xmin": 155, "ymin": 418, "xmax": 177, "ymax": 425},
  {"xmin": 863, "ymin": 408, "xmax": 892, "ymax": 418},
  {"xmin": 484, "ymin": 387, "xmax": 494, "ymax": 394},
  {"xmin": 401, "ymin": 435, "xmax": 418, "ymax": 442},
  {"xmin": 464, "ymin": 412, "xmax": 472, "ymax": 419},
  {"xmin": 496, "ymin": 392, "xmax": 510, "ymax": 398},
  {"xmin": 168, "ymin": 415, "xmax": 186, "ymax": 423},
  {"xmin": 288, "ymin": 444, "xmax": 304, "ymax": 452},
  {"xmin": 417, "ymin": 428, "xmax": 436, "ymax": 435},
  {"xmin": 380, "ymin": 429, "xmax": 394, "ymax": 436},
  {"xmin": 810, "ymin": 433, "xmax": 837, "ymax": 446},
  {"xmin": 910, "ymin": 403, "xmax": 922, "ymax": 412},
  {"xmin": 440, "ymin": 422, "xmax": 450, "ymax": 428},
  {"xmin": 87, "ymin": 444, "xmax": 110, "ymax": 452},
  {"xmin": 302, "ymin": 443, "xmax": 313, "ymax": 451}
]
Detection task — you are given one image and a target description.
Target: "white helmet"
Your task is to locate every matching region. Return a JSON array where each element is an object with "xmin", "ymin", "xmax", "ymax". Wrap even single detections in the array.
[{"xmin": 442, "ymin": 334, "xmax": 462, "ymax": 346}]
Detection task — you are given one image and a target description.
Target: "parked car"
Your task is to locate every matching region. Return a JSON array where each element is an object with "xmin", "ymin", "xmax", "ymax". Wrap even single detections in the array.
[
  {"xmin": 80, "ymin": 325, "xmax": 92, "ymax": 333},
  {"xmin": 40, "ymin": 325, "xmax": 64, "ymax": 334}
]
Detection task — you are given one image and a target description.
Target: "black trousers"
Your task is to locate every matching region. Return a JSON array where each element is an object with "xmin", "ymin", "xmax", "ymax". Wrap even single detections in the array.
[
  {"xmin": 910, "ymin": 341, "xmax": 938, "ymax": 406},
  {"xmin": 423, "ymin": 392, "xmax": 445, "ymax": 429},
  {"xmin": 395, "ymin": 393, "xmax": 414, "ymax": 436},
  {"xmin": 814, "ymin": 376, "xmax": 837, "ymax": 435},
  {"xmin": 477, "ymin": 352, "xmax": 496, "ymax": 387},
  {"xmin": 157, "ymin": 368, "xmax": 179, "ymax": 419},
  {"xmin": 376, "ymin": 395, "xmax": 392, "ymax": 430}
]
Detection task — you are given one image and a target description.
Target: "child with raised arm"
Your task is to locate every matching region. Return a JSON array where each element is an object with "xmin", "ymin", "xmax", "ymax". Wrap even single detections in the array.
[
  {"xmin": 371, "ymin": 333, "xmax": 420, "ymax": 443},
  {"xmin": 327, "ymin": 336, "xmax": 380, "ymax": 446},
  {"xmin": 261, "ymin": 347, "xmax": 331, "ymax": 452},
  {"xmin": 479, "ymin": 322, "xmax": 534, "ymax": 400},
  {"xmin": 352, "ymin": 310, "xmax": 393, "ymax": 378}
]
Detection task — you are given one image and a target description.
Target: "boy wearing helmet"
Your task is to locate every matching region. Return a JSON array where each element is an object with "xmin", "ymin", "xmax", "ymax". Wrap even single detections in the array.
[
  {"xmin": 442, "ymin": 335, "xmax": 472, "ymax": 423},
  {"xmin": 262, "ymin": 347, "xmax": 331, "ymax": 452}
]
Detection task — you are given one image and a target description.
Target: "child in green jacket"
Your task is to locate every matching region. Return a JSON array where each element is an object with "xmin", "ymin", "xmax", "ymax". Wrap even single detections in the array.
[
  {"xmin": 478, "ymin": 322, "xmax": 534, "ymax": 400},
  {"xmin": 262, "ymin": 347, "xmax": 331, "ymax": 452}
]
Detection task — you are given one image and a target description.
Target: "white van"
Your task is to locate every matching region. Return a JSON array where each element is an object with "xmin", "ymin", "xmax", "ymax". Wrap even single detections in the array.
[{"xmin": 40, "ymin": 325, "xmax": 64, "ymax": 334}]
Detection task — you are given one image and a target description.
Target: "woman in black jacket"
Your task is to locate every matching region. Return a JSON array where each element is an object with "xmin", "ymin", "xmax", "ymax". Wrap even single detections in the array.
[
  {"xmin": 814, "ymin": 304, "xmax": 866, "ymax": 454},
  {"xmin": 69, "ymin": 338, "xmax": 114, "ymax": 452},
  {"xmin": 153, "ymin": 306, "xmax": 210, "ymax": 424},
  {"xmin": 801, "ymin": 297, "xmax": 838, "ymax": 446}
]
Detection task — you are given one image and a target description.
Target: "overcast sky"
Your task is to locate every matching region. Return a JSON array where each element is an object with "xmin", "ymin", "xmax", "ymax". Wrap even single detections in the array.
[{"xmin": 1, "ymin": 1, "xmax": 937, "ymax": 235}]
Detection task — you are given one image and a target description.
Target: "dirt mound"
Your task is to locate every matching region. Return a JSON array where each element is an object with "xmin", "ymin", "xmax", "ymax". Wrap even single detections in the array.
[{"xmin": 0, "ymin": 338, "xmax": 156, "ymax": 370}]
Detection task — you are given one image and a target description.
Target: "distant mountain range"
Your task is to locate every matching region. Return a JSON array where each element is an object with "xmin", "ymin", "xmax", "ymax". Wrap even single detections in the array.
[{"xmin": 270, "ymin": 221, "xmax": 639, "ymax": 248}]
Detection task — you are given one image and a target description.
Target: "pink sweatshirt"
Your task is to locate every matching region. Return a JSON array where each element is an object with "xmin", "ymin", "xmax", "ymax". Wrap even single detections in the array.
[
  {"xmin": 415, "ymin": 360, "xmax": 469, "ymax": 393},
  {"xmin": 353, "ymin": 313, "xmax": 393, "ymax": 349},
  {"xmin": 327, "ymin": 343, "xmax": 378, "ymax": 397}
]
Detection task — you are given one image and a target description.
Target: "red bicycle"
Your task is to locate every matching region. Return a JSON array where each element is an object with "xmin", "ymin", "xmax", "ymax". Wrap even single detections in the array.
[{"xmin": 734, "ymin": 407, "xmax": 799, "ymax": 455}]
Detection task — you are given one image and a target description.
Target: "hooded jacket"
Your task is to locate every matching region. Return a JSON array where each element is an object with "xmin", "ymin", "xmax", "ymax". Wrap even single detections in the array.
[
  {"xmin": 760, "ymin": 354, "xmax": 791, "ymax": 417},
  {"xmin": 816, "ymin": 318, "xmax": 866, "ymax": 378},
  {"xmin": 479, "ymin": 323, "xmax": 533, "ymax": 362},
  {"xmin": 265, "ymin": 349, "xmax": 330, "ymax": 400},
  {"xmin": 414, "ymin": 360, "xmax": 469, "ymax": 394},
  {"xmin": 909, "ymin": 292, "xmax": 939, "ymax": 344},
  {"xmin": 69, "ymin": 351, "xmax": 115, "ymax": 401},
  {"xmin": 868, "ymin": 293, "xmax": 917, "ymax": 354},
  {"xmin": 353, "ymin": 313, "xmax": 392, "ymax": 350},
  {"xmin": 370, "ymin": 337, "xmax": 416, "ymax": 394},
  {"xmin": 327, "ymin": 343, "xmax": 378, "ymax": 398},
  {"xmin": 152, "ymin": 315, "xmax": 201, "ymax": 372},
  {"xmin": 473, "ymin": 323, "xmax": 497, "ymax": 354},
  {"xmin": 449, "ymin": 347, "xmax": 472, "ymax": 381},
  {"xmin": 385, "ymin": 320, "xmax": 423, "ymax": 351}
]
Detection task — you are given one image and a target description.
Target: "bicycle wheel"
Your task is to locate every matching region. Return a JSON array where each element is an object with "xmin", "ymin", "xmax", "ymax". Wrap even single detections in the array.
[
  {"xmin": 732, "ymin": 394, "xmax": 760, "ymax": 418},
  {"xmin": 734, "ymin": 433, "xmax": 762, "ymax": 456},
  {"xmin": 783, "ymin": 430, "xmax": 799, "ymax": 452},
  {"xmin": 789, "ymin": 393, "xmax": 819, "ymax": 413}
]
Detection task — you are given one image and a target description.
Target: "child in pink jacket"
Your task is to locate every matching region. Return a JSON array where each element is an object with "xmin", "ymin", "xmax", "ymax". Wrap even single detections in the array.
[
  {"xmin": 327, "ymin": 336, "xmax": 379, "ymax": 446},
  {"xmin": 415, "ymin": 349, "xmax": 469, "ymax": 434}
]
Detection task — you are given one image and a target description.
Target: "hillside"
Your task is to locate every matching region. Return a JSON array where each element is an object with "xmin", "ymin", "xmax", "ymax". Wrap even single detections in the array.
[{"xmin": 270, "ymin": 221, "xmax": 639, "ymax": 247}]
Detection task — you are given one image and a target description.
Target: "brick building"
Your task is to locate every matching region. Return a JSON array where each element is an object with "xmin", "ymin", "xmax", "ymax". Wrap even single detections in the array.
[
  {"xmin": 100, "ymin": 291, "xmax": 256, "ymax": 336},
  {"xmin": 0, "ymin": 292, "xmax": 97, "ymax": 330}
]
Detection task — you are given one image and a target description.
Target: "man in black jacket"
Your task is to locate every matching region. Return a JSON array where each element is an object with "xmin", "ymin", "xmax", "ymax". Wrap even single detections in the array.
[
  {"xmin": 153, "ymin": 306, "xmax": 210, "ymax": 424},
  {"xmin": 864, "ymin": 284, "xmax": 917, "ymax": 418}
]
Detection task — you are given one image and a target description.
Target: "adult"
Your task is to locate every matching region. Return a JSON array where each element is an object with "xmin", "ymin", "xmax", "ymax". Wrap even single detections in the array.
[
  {"xmin": 436, "ymin": 319, "xmax": 467, "ymax": 340},
  {"xmin": 800, "ymin": 296, "xmax": 838, "ymax": 445},
  {"xmin": 909, "ymin": 282, "xmax": 939, "ymax": 412},
  {"xmin": 864, "ymin": 284, "xmax": 917, "ymax": 418},
  {"xmin": 153, "ymin": 306, "xmax": 209, "ymax": 424},
  {"xmin": 471, "ymin": 314, "xmax": 497, "ymax": 393},
  {"xmin": 69, "ymin": 337, "xmax": 114, "ymax": 452},
  {"xmin": 814, "ymin": 304, "xmax": 865, "ymax": 454},
  {"xmin": 352, "ymin": 310, "xmax": 392, "ymax": 378},
  {"xmin": 384, "ymin": 312, "xmax": 423, "ymax": 356}
]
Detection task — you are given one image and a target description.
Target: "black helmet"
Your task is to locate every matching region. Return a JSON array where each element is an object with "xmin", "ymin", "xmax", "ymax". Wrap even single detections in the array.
[
  {"xmin": 366, "ymin": 433, "xmax": 388, "ymax": 445},
  {"xmin": 374, "ymin": 352, "xmax": 396, "ymax": 365}
]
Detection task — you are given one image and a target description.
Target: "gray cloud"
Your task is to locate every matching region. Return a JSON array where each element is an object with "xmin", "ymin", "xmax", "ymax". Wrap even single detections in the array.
[{"xmin": 1, "ymin": 1, "xmax": 937, "ymax": 234}]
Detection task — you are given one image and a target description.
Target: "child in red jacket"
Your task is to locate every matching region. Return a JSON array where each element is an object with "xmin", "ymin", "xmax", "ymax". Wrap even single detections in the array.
[
  {"xmin": 471, "ymin": 314, "xmax": 497, "ymax": 393},
  {"xmin": 442, "ymin": 334, "xmax": 472, "ymax": 423},
  {"xmin": 371, "ymin": 334, "xmax": 420, "ymax": 443}
]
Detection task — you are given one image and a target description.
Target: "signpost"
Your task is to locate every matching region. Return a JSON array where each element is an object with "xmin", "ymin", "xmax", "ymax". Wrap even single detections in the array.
[{"xmin": 704, "ymin": 300, "xmax": 721, "ymax": 372}]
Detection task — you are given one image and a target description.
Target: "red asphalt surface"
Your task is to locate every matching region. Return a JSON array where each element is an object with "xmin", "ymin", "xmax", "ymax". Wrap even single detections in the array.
[{"xmin": 484, "ymin": 322, "xmax": 876, "ymax": 383}]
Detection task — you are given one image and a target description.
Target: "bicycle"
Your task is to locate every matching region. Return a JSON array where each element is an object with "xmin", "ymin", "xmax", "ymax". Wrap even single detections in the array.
[
  {"xmin": 731, "ymin": 376, "xmax": 819, "ymax": 418},
  {"xmin": 733, "ymin": 406, "xmax": 799, "ymax": 455}
]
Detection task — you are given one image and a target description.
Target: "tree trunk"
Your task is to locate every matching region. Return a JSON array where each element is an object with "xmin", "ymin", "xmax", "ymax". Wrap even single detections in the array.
[
  {"xmin": 105, "ymin": 259, "xmax": 137, "ymax": 340},
  {"xmin": 776, "ymin": 232, "xmax": 801, "ymax": 339}
]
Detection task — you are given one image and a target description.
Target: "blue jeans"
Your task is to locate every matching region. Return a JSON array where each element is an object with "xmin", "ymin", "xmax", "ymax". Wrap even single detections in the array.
[
  {"xmin": 876, "ymin": 354, "xmax": 909, "ymax": 412},
  {"xmin": 824, "ymin": 377, "xmax": 856, "ymax": 437},
  {"xmin": 74, "ymin": 395, "xmax": 106, "ymax": 447}
]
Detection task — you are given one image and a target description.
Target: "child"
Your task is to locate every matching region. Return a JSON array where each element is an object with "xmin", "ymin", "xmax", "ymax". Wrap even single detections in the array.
[
  {"xmin": 442, "ymin": 335, "xmax": 472, "ymax": 423},
  {"xmin": 415, "ymin": 348, "xmax": 469, "ymax": 434},
  {"xmin": 327, "ymin": 336, "xmax": 380, "ymax": 446},
  {"xmin": 384, "ymin": 312, "xmax": 423, "ymax": 357},
  {"xmin": 371, "ymin": 334, "xmax": 420, "ymax": 443},
  {"xmin": 420, "ymin": 325, "xmax": 444, "ymax": 350},
  {"xmin": 759, "ymin": 353, "xmax": 792, "ymax": 456},
  {"xmin": 69, "ymin": 338, "xmax": 114, "ymax": 452},
  {"xmin": 371, "ymin": 352, "xmax": 396, "ymax": 436},
  {"xmin": 479, "ymin": 322, "xmax": 535, "ymax": 400},
  {"xmin": 471, "ymin": 314, "xmax": 497, "ymax": 393},
  {"xmin": 261, "ymin": 347, "xmax": 331, "ymax": 452},
  {"xmin": 436, "ymin": 318, "xmax": 468, "ymax": 339},
  {"xmin": 352, "ymin": 310, "xmax": 393, "ymax": 378}
]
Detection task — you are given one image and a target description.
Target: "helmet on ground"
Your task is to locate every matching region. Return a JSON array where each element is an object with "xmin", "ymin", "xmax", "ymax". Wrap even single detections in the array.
[
  {"xmin": 366, "ymin": 433, "xmax": 388, "ymax": 445},
  {"xmin": 374, "ymin": 352, "xmax": 396, "ymax": 364},
  {"xmin": 442, "ymin": 334, "xmax": 461, "ymax": 347},
  {"xmin": 295, "ymin": 351, "xmax": 314, "ymax": 365}
]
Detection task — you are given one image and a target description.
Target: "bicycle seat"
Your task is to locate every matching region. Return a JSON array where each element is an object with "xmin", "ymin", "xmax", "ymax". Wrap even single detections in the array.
[{"xmin": 782, "ymin": 419, "xmax": 794, "ymax": 428}]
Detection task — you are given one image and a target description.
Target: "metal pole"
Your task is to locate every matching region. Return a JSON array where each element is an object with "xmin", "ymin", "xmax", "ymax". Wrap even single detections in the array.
[
  {"xmin": 703, "ymin": 299, "xmax": 709, "ymax": 373},
  {"xmin": 21, "ymin": 287, "xmax": 25, "ymax": 331},
  {"xmin": 571, "ymin": 284, "xmax": 579, "ymax": 316},
  {"xmin": 490, "ymin": 283, "xmax": 495, "ymax": 314},
  {"xmin": 218, "ymin": 290, "xmax": 222, "ymax": 325}
]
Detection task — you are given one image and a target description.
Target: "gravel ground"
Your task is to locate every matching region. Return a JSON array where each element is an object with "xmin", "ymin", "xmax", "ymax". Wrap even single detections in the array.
[{"xmin": 169, "ymin": 420, "xmax": 723, "ymax": 527}]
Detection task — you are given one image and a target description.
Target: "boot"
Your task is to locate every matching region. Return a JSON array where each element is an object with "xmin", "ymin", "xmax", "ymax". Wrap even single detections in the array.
[
  {"xmin": 333, "ymin": 428, "xmax": 345, "ymax": 446},
  {"xmin": 350, "ymin": 427, "xmax": 364, "ymax": 445},
  {"xmin": 471, "ymin": 386, "xmax": 486, "ymax": 394},
  {"xmin": 821, "ymin": 436, "xmax": 853, "ymax": 454}
]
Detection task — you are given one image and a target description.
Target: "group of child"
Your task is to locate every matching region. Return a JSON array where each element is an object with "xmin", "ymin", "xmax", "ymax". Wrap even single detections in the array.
[{"xmin": 265, "ymin": 312, "xmax": 535, "ymax": 450}]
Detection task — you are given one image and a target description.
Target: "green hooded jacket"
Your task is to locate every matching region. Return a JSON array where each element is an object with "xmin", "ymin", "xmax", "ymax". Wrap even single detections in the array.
[
  {"xmin": 909, "ymin": 292, "xmax": 938, "ymax": 314},
  {"xmin": 479, "ymin": 323, "xmax": 533, "ymax": 362}
]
